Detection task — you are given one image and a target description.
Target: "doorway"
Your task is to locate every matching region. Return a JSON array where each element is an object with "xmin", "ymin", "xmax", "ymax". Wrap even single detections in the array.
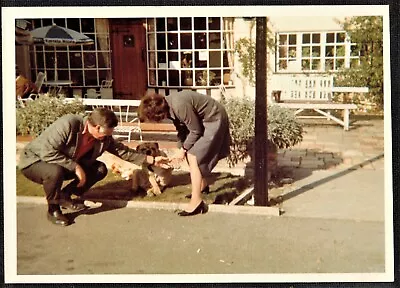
[{"xmin": 110, "ymin": 19, "xmax": 147, "ymax": 100}]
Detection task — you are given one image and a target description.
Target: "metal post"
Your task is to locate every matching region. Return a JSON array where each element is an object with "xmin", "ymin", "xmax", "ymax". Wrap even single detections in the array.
[{"xmin": 254, "ymin": 17, "xmax": 268, "ymax": 206}]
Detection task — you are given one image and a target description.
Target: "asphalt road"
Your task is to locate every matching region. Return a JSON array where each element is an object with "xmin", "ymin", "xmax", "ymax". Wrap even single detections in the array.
[{"xmin": 16, "ymin": 202, "xmax": 385, "ymax": 277}]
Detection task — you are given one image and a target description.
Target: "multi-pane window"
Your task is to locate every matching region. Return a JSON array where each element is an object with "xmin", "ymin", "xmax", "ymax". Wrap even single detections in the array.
[
  {"xmin": 324, "ymin": 32, "xmax": 346, "ymax": 70},
  {"xmin": 146, "ymin": 17, "xmax": 234, "ymax": 87},
  {"xmin": 276, "ymin": 31, "xmax": 360, "ymax": 73},
  {"xmin": 277, "ymin": 33, "xmax": 297, "ymax": 71},
  {"xmin": 301, "ymin": 33, "xmax": 322, "ymax": 71},
  {"xmin": 28, "ymin": 18, "xmax": 112, "ymax": 87}
]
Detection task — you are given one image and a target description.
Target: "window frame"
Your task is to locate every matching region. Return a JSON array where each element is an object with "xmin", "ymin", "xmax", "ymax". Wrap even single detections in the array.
[
  {"xmin": 275, "ymin": 30, "xmax": 360, "ymax": 73},
  {"xmin": 146, "ymin": 17, "xmax": 234, "ymax": 88}
]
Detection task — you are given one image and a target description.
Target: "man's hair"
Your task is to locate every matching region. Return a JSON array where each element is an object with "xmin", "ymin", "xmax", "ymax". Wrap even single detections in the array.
[
  {"xmin": 87, "ymin": 107, "xmax": 119, "ymax": 128},
  {"xmin": 138, "ymin": 92, "xmax": 169, "ymax": 122}
]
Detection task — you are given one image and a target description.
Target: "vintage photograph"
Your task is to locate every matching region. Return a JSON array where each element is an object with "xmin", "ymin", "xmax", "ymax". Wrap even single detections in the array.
[{"xmin": 3, "ymin": 4, "xmax": 394, "ymax": 284}]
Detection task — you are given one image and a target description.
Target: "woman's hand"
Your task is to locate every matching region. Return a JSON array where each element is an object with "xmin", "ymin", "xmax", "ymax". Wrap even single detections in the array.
[
  {"xmin": 169, "ymin": 148, "xmax": 186, "ymax": 169},
  {"xmin": 153, "ymin": 156, "xmax": 172, "ymax": 169},
  {"xmin": 75, "ymin": 164, "xmax": 87, "ymax": 187},
  {"xmin": 176, "ymin": 147, "xmax": 187, "ymax": 161}
]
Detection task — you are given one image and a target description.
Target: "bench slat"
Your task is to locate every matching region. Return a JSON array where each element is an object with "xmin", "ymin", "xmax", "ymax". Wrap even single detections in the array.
[{"xmin": 274, "ymin": 102, "xmax": 357, "ymax": 131}]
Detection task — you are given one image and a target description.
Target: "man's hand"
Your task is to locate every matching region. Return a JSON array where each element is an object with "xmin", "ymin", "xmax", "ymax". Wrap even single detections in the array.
[{"xmin": 75, "ymin": 164, "xmax": 86, "ymax": 187}]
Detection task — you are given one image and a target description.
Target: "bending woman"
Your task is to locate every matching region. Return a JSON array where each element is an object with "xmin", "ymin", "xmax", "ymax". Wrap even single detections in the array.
[{"xmin": 139, "ymin": 91, "xmax": 230, "ymax": 216}]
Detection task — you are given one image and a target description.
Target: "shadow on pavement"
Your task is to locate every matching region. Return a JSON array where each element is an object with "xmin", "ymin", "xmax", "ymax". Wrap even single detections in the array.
[
  {"xmin": 75, "ymin": 170, "xmax": 249, "ymax": 206},
  {"xmin": 281, "ymin": 153, "xmax": 384, "ymax": 202},
  {"xmin": 66, "ymin": 199, "xmax": 128, "ymax": 224},
  {"xmin": 242, "ymin": 148, "xmax": 347, "ymax": 205}
]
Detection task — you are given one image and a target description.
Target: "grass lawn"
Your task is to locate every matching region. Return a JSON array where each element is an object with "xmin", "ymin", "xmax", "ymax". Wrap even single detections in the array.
[{"xmin": 16, "ymin": 168, "xmax": 252, "ymax": 204}]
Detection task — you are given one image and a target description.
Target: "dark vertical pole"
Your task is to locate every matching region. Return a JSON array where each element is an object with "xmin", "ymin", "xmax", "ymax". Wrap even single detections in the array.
[{"xmin": 254, "ymin": 17, "xmax": 268, "ymax": 206}]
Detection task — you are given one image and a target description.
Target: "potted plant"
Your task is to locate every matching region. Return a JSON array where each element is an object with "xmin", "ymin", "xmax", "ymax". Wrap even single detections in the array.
[
  {"xmin": 221, "ymin": 96, "xmax": 303, "ymax": 178},
  {"xmin": 181, "ymin": 52, "xmax": 193, "ymax": 86},
  {"xmin": 197, "ymin": 70, "xmax": 216, "ymax": 86}
]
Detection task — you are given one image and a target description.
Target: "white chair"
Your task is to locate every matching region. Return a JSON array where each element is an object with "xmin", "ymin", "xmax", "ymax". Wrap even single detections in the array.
[
  {"xmin": 112, "ymin": 104, "xmax": 142, "ymax": 142},
  {"xmin": 100, "ymin": 79, "xmax": 113, "ymax": 99},
  {"xmin": 84, "ymin": 88, "xmax": 100, "ymax": 99},
  {"xmin": 28, "ymin": 72, "xmax": 46, "ymax": 99}
]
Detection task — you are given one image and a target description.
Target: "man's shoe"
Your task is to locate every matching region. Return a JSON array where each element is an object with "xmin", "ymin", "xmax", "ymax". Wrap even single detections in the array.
[
  {"xmin": 60, "ymin": 198, "xmax": 88, "ymax": 211},
  {"xmin": 47, "ymin": 210, "xmax": 70, "ymax": 226}
]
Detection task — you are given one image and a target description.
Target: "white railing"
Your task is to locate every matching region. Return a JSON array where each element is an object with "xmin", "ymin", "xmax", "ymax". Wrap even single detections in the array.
[
  {"xmin": 65, "ymin": 98, "xmax": 142, "ymax": 142},
  {"xmin": 271, "ymin": 74, "xmax": 368, "ymax": 102}
]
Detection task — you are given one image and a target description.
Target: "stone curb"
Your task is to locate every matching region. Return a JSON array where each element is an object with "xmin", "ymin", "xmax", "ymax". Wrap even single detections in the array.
[{"xmin": 17, "ymin": 196, "xmax": 280, "ymax": 216}]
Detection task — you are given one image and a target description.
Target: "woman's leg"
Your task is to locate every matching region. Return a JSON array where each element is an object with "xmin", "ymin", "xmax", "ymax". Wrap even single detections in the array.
[{"xmin": 186, "ymin": 152, "xmax": 204, "ymax": 211}]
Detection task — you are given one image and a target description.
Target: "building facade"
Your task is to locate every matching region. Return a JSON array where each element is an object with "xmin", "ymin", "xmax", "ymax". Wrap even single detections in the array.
[{"xmin": 16, "ymin": 16, "xmax": 357, "ymax": 101}]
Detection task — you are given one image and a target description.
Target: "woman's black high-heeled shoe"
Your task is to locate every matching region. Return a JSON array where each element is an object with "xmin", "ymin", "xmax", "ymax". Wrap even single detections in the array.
[
  {"xmin": 177, "ymin": 201, "xmax": 208, "ymax": 216},
  {"xmin": 185, "ymin": 186, "xmax": 210, "ymax": 199}
]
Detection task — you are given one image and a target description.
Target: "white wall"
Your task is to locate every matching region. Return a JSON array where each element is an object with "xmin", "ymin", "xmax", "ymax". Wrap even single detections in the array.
[
  {"xmin": 230, "ymin": 18, "xmax": 257, "ymax": 100},
  {"xmin": 269, "ymin": 16, "xmax": 346, "ymax": 32}
]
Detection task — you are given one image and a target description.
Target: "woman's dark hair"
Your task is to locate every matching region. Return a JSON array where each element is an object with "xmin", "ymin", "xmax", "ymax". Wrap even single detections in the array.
[
  {"xmin": 88, "ymin": 107, "xmax": 119, "ymax": 128},
  {"xmin": 138, "ymin": 92, "xmax": 169, "ymax": 122}
]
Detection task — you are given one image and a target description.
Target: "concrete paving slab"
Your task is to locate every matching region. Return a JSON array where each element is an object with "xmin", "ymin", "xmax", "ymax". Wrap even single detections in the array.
[{"xmin": 279, "ymin": 168, "xmax": 385, "ymax": 222}]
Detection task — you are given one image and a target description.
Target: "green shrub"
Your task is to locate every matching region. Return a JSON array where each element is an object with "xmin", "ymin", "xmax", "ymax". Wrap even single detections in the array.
[
  {"xmin": 16, "ymin": 95, "xmax": 85, "ymax": 137},
  {"xmin": 267, "ymin": 104, "xmax": 304, "ymax": 149},
  {"xmin": 222, "ymin": 96, "xmax": 303, "ymax": 167}
]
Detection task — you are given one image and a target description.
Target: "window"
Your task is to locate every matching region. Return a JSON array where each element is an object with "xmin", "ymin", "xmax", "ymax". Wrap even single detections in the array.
[
  {"xmin": 301, "ymin": 33, "xmax": 321, "ymax": 71},
  {"xmin": 28, "ymin": 18, "xmax": 112, "ymax": 87},
  {"xmin": 277, "ymin": 33, "xmax": 297, "ymax": 71},
  {"xmin": 146, "ymin": 17, "xmax": 234, "ymax": 87},
  {"xmin": 276, "ymin": 31, "xmax": 360, "ymax": 73}
]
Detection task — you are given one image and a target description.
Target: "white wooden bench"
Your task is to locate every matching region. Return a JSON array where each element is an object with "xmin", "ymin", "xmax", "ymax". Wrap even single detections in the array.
[
  {"xmin": 271, "ymin": 75, "xmax": 369, "ymax": 131},
  {"xmin": 275, "ymin": 102, "xmax": 357, "ymax": 131},
  {"xmin": 65, "ymin": 98, "xmax": 142, "ymax": 142}
]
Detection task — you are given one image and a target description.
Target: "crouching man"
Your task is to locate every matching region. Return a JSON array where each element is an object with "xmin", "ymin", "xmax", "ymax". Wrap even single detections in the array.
[{"xmin": 19, "ymin": 108, "xmax": 170, "ymax": 226}]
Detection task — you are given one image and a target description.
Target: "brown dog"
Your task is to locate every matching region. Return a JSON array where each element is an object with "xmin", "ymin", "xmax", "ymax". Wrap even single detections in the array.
[{"xmin": 112, "ymin": 142, "xmax": 173, "ymax": 196}]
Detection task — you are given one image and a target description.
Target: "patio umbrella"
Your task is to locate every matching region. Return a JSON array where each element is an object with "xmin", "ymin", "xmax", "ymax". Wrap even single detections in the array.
[{"xmin": 30, "ymin": 23, "xmax": 94, "ymax": 80}]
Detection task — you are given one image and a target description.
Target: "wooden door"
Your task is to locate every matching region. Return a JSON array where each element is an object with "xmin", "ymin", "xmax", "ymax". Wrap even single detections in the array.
[{"xmin": 110, "ymin": 19, "xmax": 147, "ymax": 100}]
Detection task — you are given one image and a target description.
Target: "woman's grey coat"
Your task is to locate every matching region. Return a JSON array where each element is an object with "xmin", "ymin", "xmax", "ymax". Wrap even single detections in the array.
[{"xmin": 165, "ymin": 91, "xmax": 230, "ymax": 176}]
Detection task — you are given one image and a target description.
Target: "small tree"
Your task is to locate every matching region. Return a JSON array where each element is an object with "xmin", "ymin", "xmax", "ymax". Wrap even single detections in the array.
[
  {"xmin": 335, "ymin": 16, "xmax": 384, "ymax": 109},
  {"xmin": 234, "ymin": 17, "xmax": 275, "ymax": 86}
]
